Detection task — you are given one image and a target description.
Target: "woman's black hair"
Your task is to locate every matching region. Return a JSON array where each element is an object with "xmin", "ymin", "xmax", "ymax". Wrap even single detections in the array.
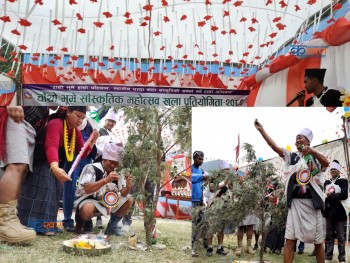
[
  {"xmin": 48, "ymin": 106, "xmax": 87, "ymax": 121},
  {"xmin": 48, "ymin": 106, "xmax": 67, "ymax": 121}
]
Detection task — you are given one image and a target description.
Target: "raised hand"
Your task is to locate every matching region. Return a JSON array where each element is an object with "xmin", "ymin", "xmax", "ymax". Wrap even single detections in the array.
[
  {"xmin": 254, "ymin": 119, "xmax": 264, "ymax": 132},
  {"xmin": 7, "ymin": 106, "xmax": 24, "ymax": 123}
]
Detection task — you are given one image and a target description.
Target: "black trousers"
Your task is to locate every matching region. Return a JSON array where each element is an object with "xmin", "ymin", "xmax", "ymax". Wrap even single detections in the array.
[{"xmin": 325, "ymin": 216, "xmax": 346, "ymax": 262}]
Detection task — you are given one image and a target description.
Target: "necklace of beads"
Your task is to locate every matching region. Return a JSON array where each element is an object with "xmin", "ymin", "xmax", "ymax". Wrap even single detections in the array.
[{"xmin": 63, "ymin": 119, "xmax": 76, "ymax": 162}]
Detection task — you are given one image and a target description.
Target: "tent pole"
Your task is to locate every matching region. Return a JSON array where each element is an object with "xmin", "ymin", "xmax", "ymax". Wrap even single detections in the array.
[
  {"xmin": 342, "ymin": 116, "xmax": 350, "ymax": 178},
  {"xmin": 342, "ymin": 115, "xmax": 350, "ymax": 258}
]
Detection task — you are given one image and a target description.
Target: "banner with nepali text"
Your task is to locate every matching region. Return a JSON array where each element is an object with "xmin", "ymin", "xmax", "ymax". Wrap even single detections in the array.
[{"xmin": 22, "ymin": 84, "xmax": 250, "ymax": 107}]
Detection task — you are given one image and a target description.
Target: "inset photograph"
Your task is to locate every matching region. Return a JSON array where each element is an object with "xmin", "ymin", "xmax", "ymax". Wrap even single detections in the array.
[
  {"xmin": 192, "ymin": 107, "xmax": 349, "ymax": 263},
  {"xmin": 0, "ymin": 106, "xmax": 192, "ymax": 263}
]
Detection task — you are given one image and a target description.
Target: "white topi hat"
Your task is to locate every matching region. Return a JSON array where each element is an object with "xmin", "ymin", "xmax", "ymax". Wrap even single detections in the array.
[
  {"xmin": 218, "ymin": 160, "xmax": 230, "ymax": 171},
  {"xmin": 330, "ymin": 160, "xmax": 341, "ymax": 172},
  {"xmin": 297, "ymin": 128, "xmax": 313, "ymax": 143},
  {"xmin": 102, "ymin": 143, "xmax": 123, "ymax": 163},
  {"xmin": 104, "ymin": 109, "xmax": 117, "ymax": 122}
]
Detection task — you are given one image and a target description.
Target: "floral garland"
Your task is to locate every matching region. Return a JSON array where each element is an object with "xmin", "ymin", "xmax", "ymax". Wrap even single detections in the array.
[
  {"xmin": 340, "ymin": 90, "xmax": 350, "ymax": 106},
  {"xmin": 63, "ymin": 120, "xmax": 76, "ymax": 162}
]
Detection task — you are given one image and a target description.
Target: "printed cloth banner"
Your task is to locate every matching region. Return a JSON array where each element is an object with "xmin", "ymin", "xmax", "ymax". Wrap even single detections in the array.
[{"xmin": 22, "ymin": 84, "xmax": 249, "ymax": 107}]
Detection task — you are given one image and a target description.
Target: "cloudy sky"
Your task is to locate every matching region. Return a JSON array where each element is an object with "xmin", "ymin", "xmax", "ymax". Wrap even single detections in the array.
[{"xmin": 192, "ymin": 107, "xmax": 345, "ymax": 164}]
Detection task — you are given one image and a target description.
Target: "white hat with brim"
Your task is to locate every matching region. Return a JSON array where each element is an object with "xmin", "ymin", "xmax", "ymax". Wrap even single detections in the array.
[
  {"xmin": 330, "ymin": 161, "xmax": 341, "ymax": 172},
  {"xmin": 297, "ymin": 128, "xmax": 313, "ymax": 143},
  {"xmin": 218, "ymin": 160, "xmax": 230, "ymax": 171},
  {"xmin": 102, "ymin": 143, "xmax": 123, "ymax": 163},
  {"xmin": 104, "ymin": 109, "xmax": 117, "ymax": 122}
]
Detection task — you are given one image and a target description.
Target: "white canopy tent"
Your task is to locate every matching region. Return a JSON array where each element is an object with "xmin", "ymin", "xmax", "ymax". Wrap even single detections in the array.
[{"xmin": 0, "ymin": 0, "xmax": 337, "ymax": 65}]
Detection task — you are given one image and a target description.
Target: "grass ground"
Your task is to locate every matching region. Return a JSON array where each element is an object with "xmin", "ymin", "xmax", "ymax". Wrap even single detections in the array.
[
  {"xmin": 193, "ymin": 234, "xmax": 349, "ymax": 263},
  {"xmin": 0, "ymin": 217, "xmax": 191, "ymax": 263},
  {"xmin": 2, "ymin": 214, "xmax": 350, "ymax": 263}
]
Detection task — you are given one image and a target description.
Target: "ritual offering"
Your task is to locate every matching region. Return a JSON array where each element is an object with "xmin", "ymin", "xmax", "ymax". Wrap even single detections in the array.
[{"xmin": 62, "ymin": 237, "xmax": 111, "ymax": 256}]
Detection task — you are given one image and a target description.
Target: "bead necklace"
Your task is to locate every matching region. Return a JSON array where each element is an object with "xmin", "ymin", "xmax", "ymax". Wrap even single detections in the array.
[{"xmin": 63, "ymin": 119, "xmax": 76, "ymax": 162}]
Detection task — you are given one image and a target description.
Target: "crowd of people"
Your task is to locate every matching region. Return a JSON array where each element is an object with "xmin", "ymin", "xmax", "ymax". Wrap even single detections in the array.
[
  {"xmin": 192, "ymin": 120, "xmax": 349, "ymax": 263},
  {"xmin": 0, "ymin": 106, "xmax": 133, "ymax": 243}
]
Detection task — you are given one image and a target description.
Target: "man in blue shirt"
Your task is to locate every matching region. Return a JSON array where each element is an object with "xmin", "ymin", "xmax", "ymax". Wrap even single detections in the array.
[{"xmin": 191, "ymin": 151, "xmax": 209, "ymax": 257}]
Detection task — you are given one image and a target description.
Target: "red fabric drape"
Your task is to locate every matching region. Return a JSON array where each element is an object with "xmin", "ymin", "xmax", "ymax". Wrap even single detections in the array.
[
  {"xmin": 152, "ymin": 73, "xmax": 171, "ymax": 86},
  {"xmin": 270, "ymin": 54, "xmax": 299, "ymax": 73},
  {"xmin": 317, "ymin": 17, "xmax": 350, "ymax": 46},
  {"xmin": 22, "ymin": 64, "xmax": 55, "ymax": 84},
  {"xmin": 41, "ymin": 66, "xmax": 59, "ymax": 83},
  {"xmin": 247, "ymin": 81, "xmax": 262, "ymax": 106},
  {"xmin": 192, "ymin": 73, "xmax": 212, "ymax": 87},
  {"xmin": 207, "ymin": 73, "xmax": 227, "ymax": 88},
  {"xmin": 110, "ymin": 71, "xmax": 126, "ymax": 84},
  {"xmin": 0, "ymin": 92, "xmax": 16, "ymax": 106}
]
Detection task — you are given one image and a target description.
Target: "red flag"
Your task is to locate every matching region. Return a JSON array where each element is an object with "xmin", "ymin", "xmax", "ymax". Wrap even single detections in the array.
[{"xmin": 234, "ymin": 133, "xmax": 240, "ymax": 162}]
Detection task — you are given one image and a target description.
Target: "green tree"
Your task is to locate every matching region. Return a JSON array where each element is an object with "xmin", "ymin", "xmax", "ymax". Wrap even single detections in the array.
[
  {"xmin": 0, "ymin": 39, "xmax": 21, "ymax": 81},
  {"xmin": 1, "ymin": 39, "xmax": 22, "ymax": 104},
  {"xmin": 114, "ymin": 106, "xmax": 191, "ymax": 247},
  {"xmin": 197, "ymin": 143, "xmax": 285, "ymax": 263}
]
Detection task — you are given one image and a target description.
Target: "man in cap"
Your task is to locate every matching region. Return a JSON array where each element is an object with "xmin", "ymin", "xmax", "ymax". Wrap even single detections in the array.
[
  {"xmin": 74, "ymin": 143, "xmax": 133, "ymax": 236},
  {"xmin": 296, "ymin": 68, "xmax": 342, "ymax": 107},
  {"xmin": 95, "ymin": 108, "xmax": 119, "ymax": 227},
  {"xmin": 255, "ymin": 119, "xmax": 329, "ymax": 263},
  {"xmin": 192, "ymin": 150, "xmax": 209, "ymax": 257},
  {"xmin": 324, "ymin": 160, "xmax": 348, "ymax": 263},
  {"xmin": 99, "ymin": 108, "xmax": 118, "ymax": 140}
]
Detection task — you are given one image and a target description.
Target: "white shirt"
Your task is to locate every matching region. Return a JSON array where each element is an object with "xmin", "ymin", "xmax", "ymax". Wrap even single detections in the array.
[{"xmin": 75, "ymin": 162, "xmax": 126, "ymax": 203}]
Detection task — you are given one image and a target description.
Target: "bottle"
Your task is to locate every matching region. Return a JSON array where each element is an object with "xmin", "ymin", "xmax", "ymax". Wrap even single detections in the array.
[{"xmin": 96, "ymin": 229, "xmax": 104, "ymax": 240}]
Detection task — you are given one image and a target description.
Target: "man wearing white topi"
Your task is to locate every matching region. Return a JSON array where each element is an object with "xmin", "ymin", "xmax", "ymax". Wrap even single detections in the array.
[
  {"xmin": 255, "ymin": 119, "xmax": 329, "ymax": 263},
  {"xmin": 74, "ymin": 143, "xmax": 133, "ymax": 236},
  {"xmin": 324, "ymin": 160, "xmax": 348, "ymax": 263}
]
